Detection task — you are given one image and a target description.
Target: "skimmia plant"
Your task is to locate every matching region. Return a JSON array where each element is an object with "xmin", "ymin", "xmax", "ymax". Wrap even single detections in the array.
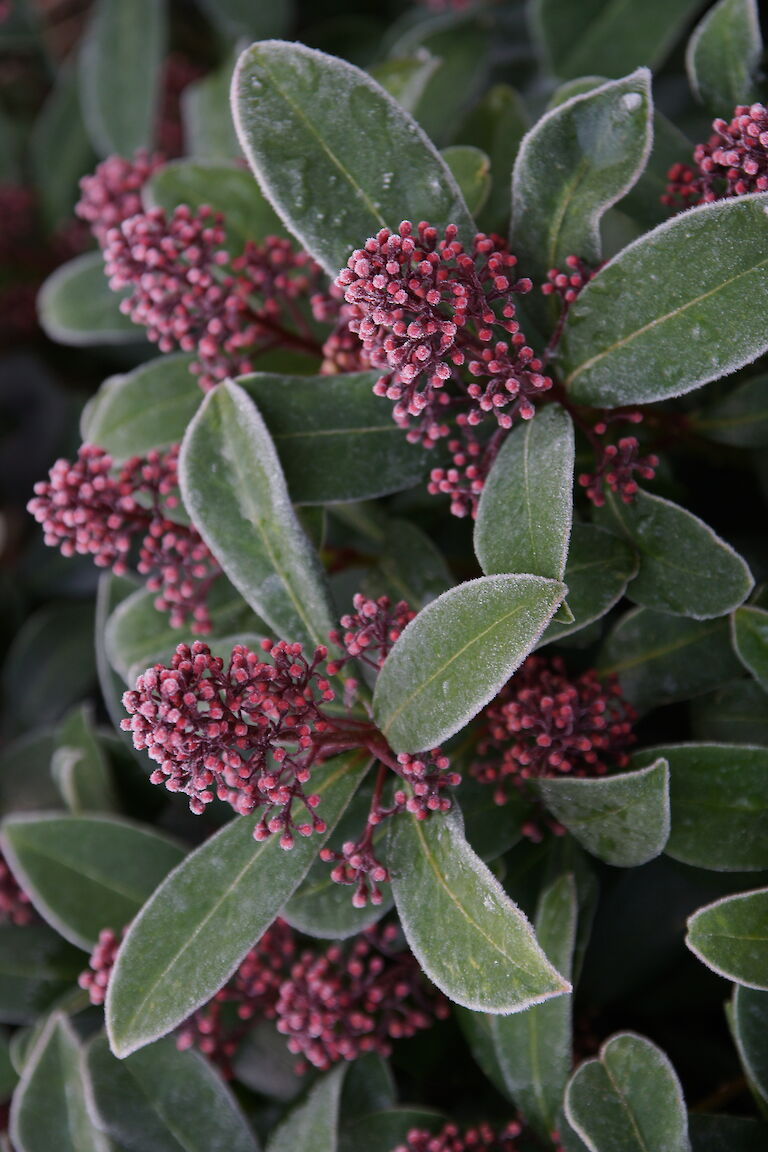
[{"xmin": 3, "ymin": 0, "xmax": 768, "ymax": 1150}]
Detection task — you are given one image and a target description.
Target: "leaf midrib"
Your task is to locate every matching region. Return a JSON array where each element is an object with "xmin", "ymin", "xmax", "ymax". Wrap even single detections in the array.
[{"xmin": 599, "ymin": 620, "xmax": 722, "ymax": 675}]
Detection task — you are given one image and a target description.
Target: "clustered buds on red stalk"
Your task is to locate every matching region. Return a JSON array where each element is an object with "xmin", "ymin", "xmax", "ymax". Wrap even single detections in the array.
[
  {"xmin": 473, "ymin": 655, "xmax": 636, "ymax": 832},
  {"xmin": 327, "ymin": 593, "xmax": 416, "ymax": 676},
  {"xmin": 0, "ymin": 851, "xmax": 35, "ymax": 926},
  {"xmin": 578, "ymin": 412, "xmax": 659, "ymax": 507},
  {"xmin": 663, "ymin": 102, "xmax": 768, "ymax": 208},
  {"xmin": 76, "ymin": 151, "xmax": 167, "ymax": 245},
  {"xmin": 541, "ymin": 254, "xmax": 592, "ymax": 304},
  {"xmin": 27, "ymin": 443, "xmax": 219, "ymax": 632},
  {"xmin": 392, "ymin": 1121, "xmax": 526, "ymax": 1152},
  {"xmin": 78, "ymin": 927, "xmax": 123, "ymax": 1005}
]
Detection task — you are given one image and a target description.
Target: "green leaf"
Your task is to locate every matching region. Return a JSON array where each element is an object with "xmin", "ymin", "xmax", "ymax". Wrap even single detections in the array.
[
  {"xmin": 536, "ymin": 759, "xmax": 670, "ymax": 868},
  {"xmin": 489, "ymin": 873, "xmax": 577, "ymax": 1139},
  {"xmin": 532, "ymin": 0, "xmax": 707, "ymax": 80},
  {"xmin": 30, "ymin": 64, "xmax": 94, "ymax": 231},
  {"xmin": 339, "ymin": 1110, "xmax": 444, "ymax": 1152},
  {"xmin": 195, "ymin": 0, "xmax": 293, "ymax": 40},
  {"xmin": 598, "ymin": 608, "xmax": 743, "ymax": 714},
  {"xmin": 598, "ymin": 488, "xmax": 753, "ymax": 619},
  {"xmin": 179, "ymin": 379, "xmax": 335, "ymax": 650},
  {"xmin": 691, "ymin": 681, "xmax": 768, "ymax": 745},
  {"xmin": 86, "ymin": 1034, "xmax": 260, "ymax": 1152},
  {"xmin": 78, "ymin": 0, "xmax": 166, "ymax": 157},
  {"xmin": 3, "ymin": 603, "xmax": 97, "ymax": 729},
  {"xmin": 95, "ymin": 573, "xmax": 143, "ymax": 740},
  {"xmin": 266, "ymin": 1064, "xmax": 345, "ymax": 1152},
  {"xmin": 562, "ymin": 195, "xmax": 768, "ymax": 407},
  {"xmin": 239, "ymin": 372, "xmax": 427, "ymax": 505},
  {"xmin": 82, "ymin": 354, "xmax": 200, "ymax": 461},
  {"xmin": 441, "ymin": 146, "xmax": 491, "ymax": 216},
  {"xmin": 231, "ymin": 1019, "xmax": 304, "ymax": 1102},
  {"xmin": 339, "ymin": 1053, "xmax": 395, "ymax": 1121},
  {"xmin": 0, "ymin": 925, "xmax": 83, "ymax": 1024},
  {"xmin": 620, "ymin": 108, "xmax": 695, "ymax": 230},
  {"xmin": 1, "ymin": 814, "xmax": 185, "ymax": 950},
  {"xmin": 145, "ymin": 161, "xmax": 287, "ymax": 253},
  {"xmin": 106, "ymin": 753, "xmax": 368, "ymax": 1057},
  {"xmin": 511, "ymin": 71, "xmax": 652, "ymax": 290},
  {"xmin": 38, "ymin": 253, "xmax": 144, "ymax": 347},
  {"xmin": 0, "ymin": 730, "xmax": 61, "ymax": 817},
  {"xmin": 390, "ymin": 805, "xmax": 570, "ymax": 1012},
  {"xmin": 456, "ymin": 83, "xmax": 528, "ymax": 235},
  {"xmin": 686, "ymin": 0, "xmax": 762, "ymax": 112},
  {"xmin": 538, "ymin": 523, "xmax": 638, "ymax": 647},
  {"xmin": 10, "ymin": 1014, "xmax": 110, "ymax": 1152},
  {"xmin": 732, "ymin": 606, "xmax": 768, "ymax": 692},
  {"xmin": 691, "ymin": 375, "xmax": 768, "ymax": 448},
  {"xmin": 475, "ymin": 405, "xmax": 574, "ymax": 581},
  {"xmin": 686, "ymin": 887, "xmax": 768, "ymax": 989},
  {"xmin": 361, "ymin": 517, "xmax": 452, "ymax": 610},
  {"xmin": 373, "ymin": 574, "xmax": 566, "ymax": 753},
  {"xmin": 731, "ymin": 984, "xmax": 768, "ymax": 1110},
  {"xmin": 231, "ymin": 40, "xmax": 474, "ymax": 276},
  {"xmin": 565, "ymin": 1032, "xmax": 690, "ymax": 1152},
  {"xmin": 368, "ymin": 54, "xmax": 441, "ymax": 115},
  {"xmin": 181, "ymin": 52, "xmax": 241, "ymax": 161},
  {"xmin": 52, "ymin": 705, "xmax": 116, "ymax": 815},
  {"xmin": 633, "ymin": 744, "xmax": 768, "ymax": 871}
]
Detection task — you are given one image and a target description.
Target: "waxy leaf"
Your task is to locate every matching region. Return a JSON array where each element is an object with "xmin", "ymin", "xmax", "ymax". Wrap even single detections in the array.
[
  {"xmin": 52, "ymin": 704, "xmax": 116, "ymax": 815},
  {"xmin": 195, "ymin": 0, "xmax": 292, "ymax": 41},
  {"xmin": 565, "ymin": 1032, "xmax": 690, "ymax": 1152},
  {"xmin": 490, "ymin": 874, "xmax": 577, "ymax": 1140},
  {"xmin": 106, "ymin": 753, "xmax": 368, "ymax": 1057},
  {"xmin": 536, "ymin": 759, "xmax": 670, "ymax": 868},
  {"xmin": 441, "ymin": 146, "xmax": 491, "ymax": 216},
  {"xmin": 475, "ymin": 405, "xmax": 574, "ymax": 581},
  {"xmin": 10, "ymin": 1014, "xmax": 109, "ymax": 1152},
  {"xmin": 0, "ymin": 925, "xmax": 82, "ymax": 1025},
  {"xmin": 361, "ymin": 518, "xmax": 452, "ymax": 611},
  {"xmin": 599, "ymin": 488, "xmax": 753, "ymax": 619},
  {"xmin": 1, "ymin": 815, "xmax": 185, "ymax": 950},
  {"xmin": 231, "ymin": 40, "xmax": 474, "ymax": 276},
  {"xmin": 732, "ymin": 606, "xmax": 768, "ymax": 692},
  {"xmin": 691, "ymin": 681, "xmax": 768, "ymax": 746},
  {"xmin": 598, "ymin": 608, "xmax": 743, "ymax": 714},
  {"xmin": 561, "ymin": 195, "xmax": 768, "ymax": 407},
  {"xmin": 86, "ymin": 1035, "xmax": 259, "ymax": 1152},
  {"xmin": 78, "ymin": 0, "xmax": 166, "ymax": 157},
  {"xmin": 240, "ymin": 372, "xmax": 427, "ymax": 504},
  {"xmin": 691, "ymin": 375, "xmax": 768, "ymax": 447},
  {"xmin": 38, "ymin": 253, "xmax": 143, "ymax": 346},
  {"xmin": 373, "ymin": 574, "xmax": 567, "ymax": 753},
  {"xmin": 511, "ymin": 71, "xmax": 652, "ymax": 288},
  {"xmin": 633, "ymin": 744, "xmax": 768, "ymax": 871},
  {"xmin": 390, "ymin": 805, "xmax": 570, "ymax": 1013},
  {"xmin": 686, "ymin": 0, "xmax": 762, "ymax": 112},
  {"xmin": 266, "ymin": 1064, "xmax": 345, "ymax": 1152},
  {"xmin": 340, "ymin": 1110, "xmax": 444, "ymax": 1152},
  {"xmin": 179, "ymin": 379, "xmax": 334, "ymax": 650},
  {"xmin": 686, "ymin": 888, "xmax": 768, "ymax": 988},
  {"xmin": 731, "ymin": 985, "xmax": 768, "ymax": 1109}
]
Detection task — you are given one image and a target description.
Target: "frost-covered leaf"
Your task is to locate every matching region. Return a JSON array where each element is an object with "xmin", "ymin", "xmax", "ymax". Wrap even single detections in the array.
[
  {"xmin": 565, "ymin": 1031, "xmax": 690, "ymax": 1152},
  {"xmin": 686, "ymin": 888, "xmax": 768, "ymax": 989},
  {"xmin": 179, "ymin": 379, "xmax": 335, "ymax": 650},
  {"xmin": 633, "ymin": 744, "xmax": 768, "ymax": 871},
  {"xmin": 0, "ymin": 925, "xmax": 82, "ymax": 1025},
  {"xmin": 475, "ymin": 405, "xmax": 574, "ymax": 581},
  {"xmin": 536, "ymin": 759, "xmax": 670, "ymax": 867},
  {"xmin": 4, "ymin": 603, "xmax": 97, "ymax": 730},
  {"xmin": 78, "ymin": 0, "xmax": 166, "ymax": 157},
  {"xmin": 107, "ymin": 753, "xmax": 368, "ymax": 1056},
  {"xmin": 266, "ymin": 1064, "xmax": 345, "ymax": 1152},
  {"xmin": 1, "ymin": 814, "xmax": 184, "ymax": 950},
  {"xmin": 561, "ymin": 195, "xmax": 768, "ymax": 408},
  {"xmin": 38, "ymin": 253, "xmax": 143, "ymax": 347},
  {"xmin": 373, "ymin": 574, "xmax": 566, "ymax": 753},
  {"xmin": 691, "ymin": 375, "xmax": 768, "ymax": 448},
  {"xmin": 441, "ymin": 146, "xmax": 491, "ymax": 216},
  {"xmin": 598, "ymin": 488, "xmax": 753, "ymax": 619},
  {"xmin": 732, "ymin": 606, "xmax": 768, "ymax": 692},
  {"xmin": 686, "ymin": 0, "xmax": 762, "ymax": 112},
  {"xmin": 232, "ymin": 40, "xmax": 474, "ymax": 276},
  {"xmin": 390, "ymin": 805, "xmax": 570, "ymax": 1013},
  {"xmin": 731, "ymin": 984, "xmax": 768, "ymax": 1110}
]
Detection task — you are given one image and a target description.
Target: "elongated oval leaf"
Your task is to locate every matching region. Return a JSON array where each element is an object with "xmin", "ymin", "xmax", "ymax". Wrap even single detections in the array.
[
  {"xmin": 373, "ymin": 574, "xmax": 566, "ymax": 753},
  {"xmin": 78, "ymin": 0, "xmax": 166, "ymax": 157},
  {"xmin": 0, "ymin": 925, "xmax": 83, "ymax": 1025},
  {"xmin": 267, "ymin": 1064, "xmax": 345, "ymax": 1152},
  {"xmin": 686, "ymin": 0, "xmax": 762, "ymax": 112},
  {"xmin": 390, "ymin": 805, "xmax": 570, "ymax": 1012},
  {"xmin": 511, "ymin": 71, "xmax": 652, "ymax": 288},
  {"xmin": 368, "ymin": 55, "xmax": 441, "ymax": 116},
  {"xmin": 106, "ymin": 753, "xmax": 368, "ymax": 1057},
  {"xmin": 731, "ymin": 985, "xmax": 768, "ymax": 1109},
  {"xmin": 561, "ymin": 195, "xmax": 768, "ymax": 407},
  {"xmin": 441, "ymin": 146, "xmax": 491, "ymax": 216},
  {"xmin": 691, "ymin": 375, "xmax": 768, "ymax": 448},
  {"xmin": 632, "ymin": 744, "xmax": 768, "ymax": 870},
  {"xmin": 231, "ymin": 40, "xmax": 474, "ymax": 276},
  {"xmin": 340, "ymin": 1109, "xmax": 444, "ymax": 1152},
  {"xmin": 686, "ymin": 888, "xmax": 768, "ymax": 989},
  {"xmin": 536, "ymin": 760, "xmax": 670, "ymax": 868},
  {"xmin": 475, "ymin": 404, "xmax": 574, "ymax": 581},
  {"xmin": 179, "ymin": 379, "xmax": 334, "ymax": 650},
  {"xmin": 86, "ymin": 1035, "xmax": 259, "ymax": 1152},
  {"xmin": 53, "ymin": 704, "xmax": 116, "ymax": 815},
  {"xmin": 565, "ymin": 1032, "xmax": 690, "ymax": 1152},
  {"xmin": 598, "ymin": 489, "xmax": 753, "ymax": 619},
  {"xmin": 181, "ymin": 52, "xmax": 241, "ymax": 161},
  {"xmin": 38, "ymin": 253, "xmax": 143, "ymax": 347},
  {"xmin": 732, "ymin": 606, "xmax": 768, "ymax": 692},
  {"xmin": 1, "ymin": 815, "xmax": 185, "ymax": 950}
]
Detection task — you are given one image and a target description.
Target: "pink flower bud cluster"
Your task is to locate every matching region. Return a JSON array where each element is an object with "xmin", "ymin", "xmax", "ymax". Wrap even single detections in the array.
[
  {"xmin": 327, "ymin": 593, "xmax": 416, "ymax": 675},
  {"xmin": 0, "ymin": 851, "xmax": 35, "ymax": 925},
  {"xmin": 578, "ymin": 412, "xmax": 658, "ymax": 507},
  {"xmin": 27, "ymin": 443, "xmax": 219, "ymax": 631},
  {"xmin": 275, "ymin": 923, "xmax": 448, "ymax": 1072},
  {"xmin": 394, "ymin": 749, "xmax": 461, "ymax": 818},
  {"xmin": 337, "ymin": 221, "xmax": 550, "ymax": 449},
  {"xmin": 392, "ymin": 1121, "xmax": 524, "ymax": 1152},
  {"xmin": 103, "ymin": 204, "xmax": 329, "ymax": 390},
  {"xmin": 427, "ymin": 428, "xmax": 489, "ymax": 519},
  {"xmin": 121, "ymin": 640, "xmax": 335, "ymax": 845},
  {"xmin": 78, "ymin": 927, "xmax": 123, "ymax": 1005},
  {"xmin": 663, "ymin": 103, "xmax": 768, "ymax": 207},
  {"xmin": 541, "ymin": 255, "xmax": 593, "ymax": 304},
  {"xmin": 76, "ymin": 151, "xmax": 166, "ymax": 245},
  {"xmin": 473, "ymin": 655, "xmax": 636, "ymax": 811}
]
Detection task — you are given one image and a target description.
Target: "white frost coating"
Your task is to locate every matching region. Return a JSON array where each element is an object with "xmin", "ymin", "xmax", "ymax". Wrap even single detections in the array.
[
  {"xmin": 37, "ymin": 252, "xmax": 144, "ymax": 347},
  {"xmin": 685, "ymin": 886, "xmax": 768, "ymax": 990},
  {"xmin": 621, "ymin": 91, "xmax": 643, "ymax": 111},
  {"xmin": 686, "ymin": 0, "xmax": 762, "ymax": 107}
]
